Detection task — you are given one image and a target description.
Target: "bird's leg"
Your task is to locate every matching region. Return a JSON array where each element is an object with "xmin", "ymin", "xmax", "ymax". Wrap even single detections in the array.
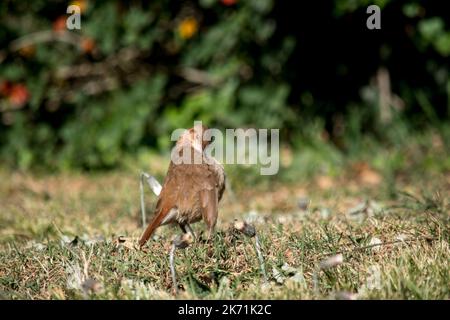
[
  {"xmin": 139, "ymin": 171, "xmax": 162, "ymax": 228},
  {"xmin": 169, "ymin": 242, "xmax": 178, "ymax": 295},
  {"xmin": 178, "ymin": 223, "xmax": 197, "ymax": 242},
  {"xmin": 169, "ymin": 233, "xmax": 194, "ymax": 295},
  {"xmin": 186, "ymin": 224, "xmax": 197, "ymax": 242},
  {"xmin": 178, "ymin": 223, "xmax": 187, "ymax": 234}
]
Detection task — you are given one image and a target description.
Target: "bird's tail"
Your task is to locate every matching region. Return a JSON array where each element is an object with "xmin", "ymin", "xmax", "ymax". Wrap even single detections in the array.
[{"xmin": 138, "ymin": 208, "xmax": 168, "ymax": 247}]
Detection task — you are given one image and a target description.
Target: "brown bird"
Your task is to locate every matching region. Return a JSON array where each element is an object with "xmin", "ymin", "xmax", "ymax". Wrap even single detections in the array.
[{"xmin": 139, "ymin": 124, "xmax": 225, "ymax": 247}]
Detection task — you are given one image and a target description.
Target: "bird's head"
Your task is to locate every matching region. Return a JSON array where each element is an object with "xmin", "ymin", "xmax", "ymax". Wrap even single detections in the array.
[{"xmin": 178, "ymin": 123, "xmax": 212, "ymax": 151}]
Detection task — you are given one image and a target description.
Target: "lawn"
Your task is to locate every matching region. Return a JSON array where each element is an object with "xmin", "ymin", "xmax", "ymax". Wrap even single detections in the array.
[{"xmin": 0, "ymin": 142, "xmax": 449, "ymax": 300}]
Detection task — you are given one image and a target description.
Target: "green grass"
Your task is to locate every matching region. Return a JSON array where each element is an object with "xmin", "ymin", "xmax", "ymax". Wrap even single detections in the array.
[{"xmin": 0, "ymin": 135, "xmax": 449, "ymax": 299}]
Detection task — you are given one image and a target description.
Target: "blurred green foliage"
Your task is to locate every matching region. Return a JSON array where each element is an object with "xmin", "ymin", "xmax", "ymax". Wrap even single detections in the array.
[{"xmin": 0, "ymin": 0, "xmax": 448, "ymax": 169}]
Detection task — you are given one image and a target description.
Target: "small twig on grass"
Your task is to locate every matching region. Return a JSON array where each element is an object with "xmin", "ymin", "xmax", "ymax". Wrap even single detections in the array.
[
  {"xmin": 33, "ymin": 256, "xmax": 49, "ymax": 276},
  {"xmin": 320, "ymin": 236, "xmax": 436, "ymax": 257},
  {"xmin": 254, "ymin": 234, "xmax": 268, "ymax": 283}
]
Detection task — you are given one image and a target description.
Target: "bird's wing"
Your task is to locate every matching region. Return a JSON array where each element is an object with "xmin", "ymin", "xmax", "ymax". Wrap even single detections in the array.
[
  {"xmin": 198, "ymin": 165, "xmax": 219, "ymax": 231},
  {"xmin": 200, "ymin": 187, "xmax": 218, "ymax": 230}
]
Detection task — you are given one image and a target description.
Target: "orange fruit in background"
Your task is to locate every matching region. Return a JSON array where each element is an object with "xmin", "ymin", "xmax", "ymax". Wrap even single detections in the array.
[
  {"xmin": 53, "ymin": 16, "xmax": 67, "ymax": 32},
  {"xmin": 8, "ymin": 84, "xmax": 29, "ymax": 107},
  {"xmin": 70, "ymin": 0, "xmax": 88, "ymax": 13},
  {"xmin": 221, "ymin": 0, "xmax": 237, "ymax": 6},
  {"xmin": 178, "ymin": 18, "xmax": 198, "ymax": 39},
  {"xmin": 81, "ymin": 38, "xmax": 95, "ymax": 53}
]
